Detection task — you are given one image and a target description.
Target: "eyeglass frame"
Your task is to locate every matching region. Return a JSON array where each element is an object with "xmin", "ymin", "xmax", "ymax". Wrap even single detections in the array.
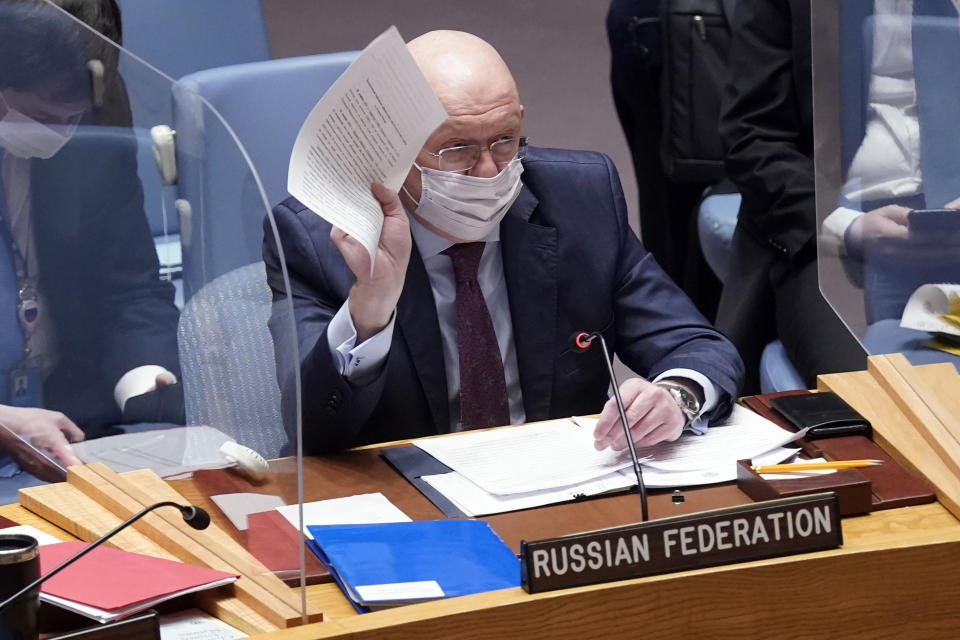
[{"xmin": 420, "ymin": 135, "xmax": 528, "ymax": 173}]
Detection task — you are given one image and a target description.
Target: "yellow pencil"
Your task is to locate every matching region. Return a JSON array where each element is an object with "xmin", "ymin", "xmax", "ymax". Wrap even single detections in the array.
[{"xmin": 752, "ymin": 459, "xmax": 884, "ymax": 473}]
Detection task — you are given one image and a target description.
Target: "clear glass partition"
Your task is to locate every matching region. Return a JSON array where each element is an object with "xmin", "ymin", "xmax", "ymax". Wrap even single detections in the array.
[
  {"xmin": 814, "ymin": 0, "xmax": 960, "ymax": 369},
  {"xmin": 0, "ymin": 0, "xmax": 307, "ymax": 632}
]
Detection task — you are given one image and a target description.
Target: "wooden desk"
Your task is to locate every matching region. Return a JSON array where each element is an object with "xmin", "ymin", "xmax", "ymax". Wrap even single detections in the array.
[
  {"xmin": 4, "ymin": 491, "xmax": 959, "ymax": 639},
  {"xmin": 4, "ymin": 416, "xmax": 960, "ymax": 638},
  {"xmin": 180, "ymin": 444, "xmax": 960, "ymax": 638}
]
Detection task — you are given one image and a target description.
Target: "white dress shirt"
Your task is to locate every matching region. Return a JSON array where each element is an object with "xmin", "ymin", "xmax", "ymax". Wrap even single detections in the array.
[
  {"xmin": 328, "ymin": 211, "xmax": 718, "ymax": 433},
  {"xmin": 822, "ymin": 0, "xmax": 960, "ymax": 250}
]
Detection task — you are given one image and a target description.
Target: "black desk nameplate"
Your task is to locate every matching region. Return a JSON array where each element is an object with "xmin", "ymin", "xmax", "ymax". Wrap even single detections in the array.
[{"xmin": 520, "ymin": 492, "xmax": 842, "ymax": 593}]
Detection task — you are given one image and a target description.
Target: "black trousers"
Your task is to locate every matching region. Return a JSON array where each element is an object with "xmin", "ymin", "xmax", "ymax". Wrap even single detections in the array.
[{"xmin": 716, "ymin": 228, "xmax": 867, "ymax": 395}]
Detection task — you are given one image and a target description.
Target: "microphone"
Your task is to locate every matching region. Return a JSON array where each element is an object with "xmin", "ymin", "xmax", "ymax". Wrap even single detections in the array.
[
  {"xmin": 0, "ymin": 501, "xmax": 210, "ymax": 613},
  {"xmin": 571, "ymin": 331, "xmax": 649, "ymax": 521}
]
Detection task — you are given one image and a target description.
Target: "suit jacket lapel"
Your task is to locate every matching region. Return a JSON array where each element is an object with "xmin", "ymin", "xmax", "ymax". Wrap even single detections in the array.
[
  {"xmin": 501, "ymin": 186, "xmax": 558, "ymax": 421},
  {"xmin": 396, "ymin": 245, "xmax": 448, "ymax": 433}
]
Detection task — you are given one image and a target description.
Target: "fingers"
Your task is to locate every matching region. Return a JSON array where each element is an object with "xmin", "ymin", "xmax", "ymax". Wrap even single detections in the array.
[
  {"xmin": 53, "ymin": 412, "xmax": 84, "ymax": 443},
  {"xmin": 155, "ymin": 371, "xmax": 177, "ymax": 387},
  {"xmin": 879, "ymin": 205, "xmax": 911, "ymax": 225},
  {"xmin": 371, "ymin": 181, "xmax": 403, "ymax": 218},
  {"xmin": 594, "ymin": 379, "xmax": 684, "ymax": 451},
  {"xmin": 593, "ymin": 379, "xmax": 646, "ymax": 449},
  {"xmin": 51, "ymin": 441, "xmax": 83, "ymax": 467},
  {"xmin": 330, "ymin": 225, "xmax": 371, "ymax": 278},
  {"xmin": 943, "ymin": 196, "xmax": 960, "ymax": 209}
]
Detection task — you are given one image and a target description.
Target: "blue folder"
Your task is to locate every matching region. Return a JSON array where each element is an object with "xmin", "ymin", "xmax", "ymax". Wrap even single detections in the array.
[{"xmin": 307, "ymin": 520, "xmax": 520, "ymax": 612}]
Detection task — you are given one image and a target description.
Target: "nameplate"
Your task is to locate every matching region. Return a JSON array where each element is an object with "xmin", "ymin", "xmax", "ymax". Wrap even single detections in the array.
[{"xmin": 520, "ymin": 492, "xmax": 842, "ymax": 593}]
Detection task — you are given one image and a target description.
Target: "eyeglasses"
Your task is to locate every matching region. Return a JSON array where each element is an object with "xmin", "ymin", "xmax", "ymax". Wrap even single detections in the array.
[{"xmin": 422, "ymin": 136, "xmax": 527, "ymax": 173}]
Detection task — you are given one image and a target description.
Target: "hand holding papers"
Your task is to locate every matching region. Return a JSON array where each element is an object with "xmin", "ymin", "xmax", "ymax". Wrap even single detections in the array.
[{"xmin": 287, "ymin": 26, "xmax": 447, "ymax": 275}]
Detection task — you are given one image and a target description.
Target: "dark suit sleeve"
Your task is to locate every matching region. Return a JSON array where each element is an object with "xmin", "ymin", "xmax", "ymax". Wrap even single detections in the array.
[
  {"xmin": 719, "ymin": 0, "xmax": 814, "ymax": 260},
  {"xmin": 263, "ymin": 199, "xmax": 392, "ymax": 454},
  {"xmin": 82, "ymin": 140, "xmax": 181, "ymax": 389},
  {"xmin": 600, "ymin": 155, "xmax": 744, "ymax": 422}
]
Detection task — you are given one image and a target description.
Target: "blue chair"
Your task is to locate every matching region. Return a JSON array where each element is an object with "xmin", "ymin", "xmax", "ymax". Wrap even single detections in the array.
[
  {"xmin": 115, "ymin": 0, "xmax": 270, "ymax": 294},
  {"xmin": 116, "ymin": 0, "xmax": 270, "ymax": 86},
  {"xmin": 697, "ymin": 189, "xmax": 807, "ymax": 391},
  {"xmin": 170, "ymin": 51, "xmax": 359, "ymax": 298},
  {"xmin": 697, "ymin": 189, "xmax": 740, "ymax": 283},
  {"xmin": 177, "ymin": 261, "xmax": 285, "ymax": 458}
]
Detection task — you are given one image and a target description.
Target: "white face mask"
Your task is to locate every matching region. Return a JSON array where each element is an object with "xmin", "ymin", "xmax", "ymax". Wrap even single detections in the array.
[
  {"xmin": 0, "ymin": 92, "xmax": 77, "ymax": 160},
  {"xmin": 405, "ymin": 157, "xmax": 525, "ymax": 242}
]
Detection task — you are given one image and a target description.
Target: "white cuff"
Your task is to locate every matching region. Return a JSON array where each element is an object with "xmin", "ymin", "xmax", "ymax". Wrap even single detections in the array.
[
  {"xmin": 653, "ymin": 368, "xmax": 718, "ymax": 435},
  {"xmin": 821, "ymin": 207, "xmax": 863, "ymax": 257},
  {"xmin": 326, "ymin": 301, "xmax": 394, "ymax": 382},
  {"xmin": 114, "ymin": 365, "xmax": 175, "ymax": 411}
]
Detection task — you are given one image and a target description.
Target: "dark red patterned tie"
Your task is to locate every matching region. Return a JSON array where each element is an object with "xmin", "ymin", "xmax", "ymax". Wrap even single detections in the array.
[{"xmin": 443, "ymin": 242, "xmax": 510, "ymax": 429}]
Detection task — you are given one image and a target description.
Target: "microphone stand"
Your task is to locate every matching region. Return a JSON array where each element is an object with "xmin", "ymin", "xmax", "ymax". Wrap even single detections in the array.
[
  {"xmin": 584, "ymin": 332, "xmax": 649, "ymax": 521},
  {"xmin": 0, "ymin": 501, "xmax": 210, "ymax": 613}
]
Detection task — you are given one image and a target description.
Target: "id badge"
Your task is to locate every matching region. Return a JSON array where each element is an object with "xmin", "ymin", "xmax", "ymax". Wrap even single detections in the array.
[{"xmin": 8, "ymin": 364, "xmax": 41, "ymax": 408}]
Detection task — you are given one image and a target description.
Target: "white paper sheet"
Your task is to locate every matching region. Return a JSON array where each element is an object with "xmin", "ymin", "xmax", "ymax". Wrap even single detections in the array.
[
  {"xmin": 414, "ymin": 406, "xmax": 802, "ymax": 504},
  {"xmin": 420, "ymin": 445, "xmax": 801, "ymax": 517},
  {"xmin": 160, "ymin": 609, "xmax": 247, "ymax": 640},
  {"xmin": 421, "ymin": 468, "xmax": 637, "ymax": 517},
  {"xmin": 209, "ymin": 493, "xmax": 285, "ymax": 531},
  {"xmin": 275, "ymin": 492, "xmax": 411, "ymax": 539},
  {"xmin": 287, "ymin": 26, "xmax": 447, "ymax": 273},
  {"xmin": 0, "ymin": 524, "xmax": 63, "ymax": 546},
  {"xmin": 901, "ymin": 283, "xmax": 960, "ymax": 336},
  {"xmin": 635, "ymin": 405, "xmax": 807, "ymax": 472},
  {"xmin": 70, "ymin": 425, "xmax": 235, "ymax": 478},
  {"xmin": 414, "ymin": 419, "xmax": 641, "ymax": 496}
]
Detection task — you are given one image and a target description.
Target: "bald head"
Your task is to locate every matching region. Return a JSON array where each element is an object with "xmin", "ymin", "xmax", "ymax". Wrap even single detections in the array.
[
  {"xmin": 407, "ymin": 30, "xmax": 519, "ymax": 116},
  {"xmin": 400, "ymin": 31, "xmax": 525, "ymax": 236}
]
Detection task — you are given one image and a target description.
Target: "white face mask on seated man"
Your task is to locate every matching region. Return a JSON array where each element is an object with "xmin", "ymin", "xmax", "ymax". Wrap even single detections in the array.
[
  {"xmin": 404, "ymin": 155, "xmax": 525, "ymax": 242},
  {"xmin": 0, "ymin": 92, "xmax": 79, "ymax": 160}
]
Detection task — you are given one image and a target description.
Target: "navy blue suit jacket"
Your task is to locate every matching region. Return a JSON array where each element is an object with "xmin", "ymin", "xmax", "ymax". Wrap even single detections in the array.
[
  {"xmin": 264, "ymin": 147, "xmax": 743, "ymax": 454},
  {"xmin": 27, "ymin": 131, "xmax": 181, "ymax": 434}
]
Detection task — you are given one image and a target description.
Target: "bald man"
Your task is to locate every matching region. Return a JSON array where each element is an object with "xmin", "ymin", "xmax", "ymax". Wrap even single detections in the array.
[{"xmin": 264, "ymin": 31, "xmax": 743, "ymax": 454}]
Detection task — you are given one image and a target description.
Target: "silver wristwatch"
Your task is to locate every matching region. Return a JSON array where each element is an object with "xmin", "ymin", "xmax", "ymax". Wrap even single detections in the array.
[{"xmin": 655, "ymin": 381, "xmax": 701, "ymax": 428}]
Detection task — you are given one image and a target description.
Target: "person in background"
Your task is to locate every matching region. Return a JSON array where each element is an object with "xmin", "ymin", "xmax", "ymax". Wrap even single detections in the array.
[
  {"xmin": 264, "ymin": 30, "xmax": 743, "ymax": 455},
  {"xmin": 716, "ymin": 0, "xmax": 867, "ymax": 394},
  {"xmin": 0, "ymin": 0, "xmax": 183, "ymax": 484}
]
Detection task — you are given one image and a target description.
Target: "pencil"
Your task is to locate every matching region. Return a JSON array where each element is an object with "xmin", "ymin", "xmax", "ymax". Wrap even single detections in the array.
[{"xmin": 752, "ymin": 459, "xmax": 884, "ymax": 473}]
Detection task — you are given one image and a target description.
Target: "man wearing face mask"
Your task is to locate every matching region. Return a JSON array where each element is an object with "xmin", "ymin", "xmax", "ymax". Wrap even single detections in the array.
[
  {"xmin": 0, "ymin": 0, "xmax": 183, "ymax": 486},
  {"xmin": 265, "ymin": 30, "xmax": 743, "ymax": 455}
]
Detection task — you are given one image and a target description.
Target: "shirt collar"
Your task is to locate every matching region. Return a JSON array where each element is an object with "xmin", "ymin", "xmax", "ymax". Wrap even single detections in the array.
[{"xmin": 405, "ymin": 207, "xmax": 501, "ymax": 260}]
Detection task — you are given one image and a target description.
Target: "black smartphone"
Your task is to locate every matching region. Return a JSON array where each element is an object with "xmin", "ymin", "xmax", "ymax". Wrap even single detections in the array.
[{"xmin": 907, "ymin": 208, "xmax": 960, "ymax": 232}]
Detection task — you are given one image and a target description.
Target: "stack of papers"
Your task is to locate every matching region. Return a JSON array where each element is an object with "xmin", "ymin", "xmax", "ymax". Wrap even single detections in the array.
[
  {"xmin": 38, "ymin": 541, "xmax": 238, "ymax": 623},
  {"xmin": 901, "ymin": 283, "xmax": 960, "ymax": 355},
  {"xmin": 414, "ymin": 406, "xmax": 803, "ymax": 516},
  {"xmin": 70, "ymin": 425, "xmax": 235, "ymax": 479},
  {"xmin": 306, "ymin": 520, "xmax": 519, "ymax": 612}
]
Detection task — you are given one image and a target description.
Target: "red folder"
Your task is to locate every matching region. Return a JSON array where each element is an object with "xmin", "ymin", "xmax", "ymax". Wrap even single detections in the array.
[{"xmin": 38, "ymin": 541, "xmax": 237, "ymax": 620}]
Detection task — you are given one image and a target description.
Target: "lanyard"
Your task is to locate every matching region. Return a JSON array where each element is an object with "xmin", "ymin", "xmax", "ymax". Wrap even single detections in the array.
[{"xmin": 0, "ymin": 177, "xmax": 40, "ymax": 360}]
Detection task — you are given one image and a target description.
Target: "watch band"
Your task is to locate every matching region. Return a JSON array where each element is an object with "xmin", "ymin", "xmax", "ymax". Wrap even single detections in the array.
[{"xmin": 655, "ymin": 380, "xmax": 701, "ymax": 428}]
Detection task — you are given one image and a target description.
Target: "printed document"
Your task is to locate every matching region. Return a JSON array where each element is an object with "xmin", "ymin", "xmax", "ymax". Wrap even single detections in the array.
[
  {"xmin": 413, "ymin": 406, "xmax": 803, "ymax": 513},
  {"xmin": 414, "ymin": 418, "xmax": 640, "ymax": 495},
  {"xmin": 287, "ymin": 26, "xmax": 447, "ymax": 274}
]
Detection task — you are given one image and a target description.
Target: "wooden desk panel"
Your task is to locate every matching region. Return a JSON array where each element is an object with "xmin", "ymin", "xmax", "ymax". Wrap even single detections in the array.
[
  {"xmin": 165, "ymin": 449, "xmax": 960, "ymax": 640},
  {"xmin": 261, "ymin": 501, "xmax": 960, "ymax": 639},
  {"xmin": 177, "ymin": 450, "xmax": 754, "ymax": 558}
]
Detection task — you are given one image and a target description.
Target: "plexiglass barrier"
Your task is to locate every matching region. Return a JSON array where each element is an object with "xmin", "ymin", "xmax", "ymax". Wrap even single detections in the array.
[
  {"xmin": 814, "ymin": 0, "xmax": 960, "ymax": 370},
  {"xmin": 0, "ymin": 1, "xmax": 310, "ymax": 631}
]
